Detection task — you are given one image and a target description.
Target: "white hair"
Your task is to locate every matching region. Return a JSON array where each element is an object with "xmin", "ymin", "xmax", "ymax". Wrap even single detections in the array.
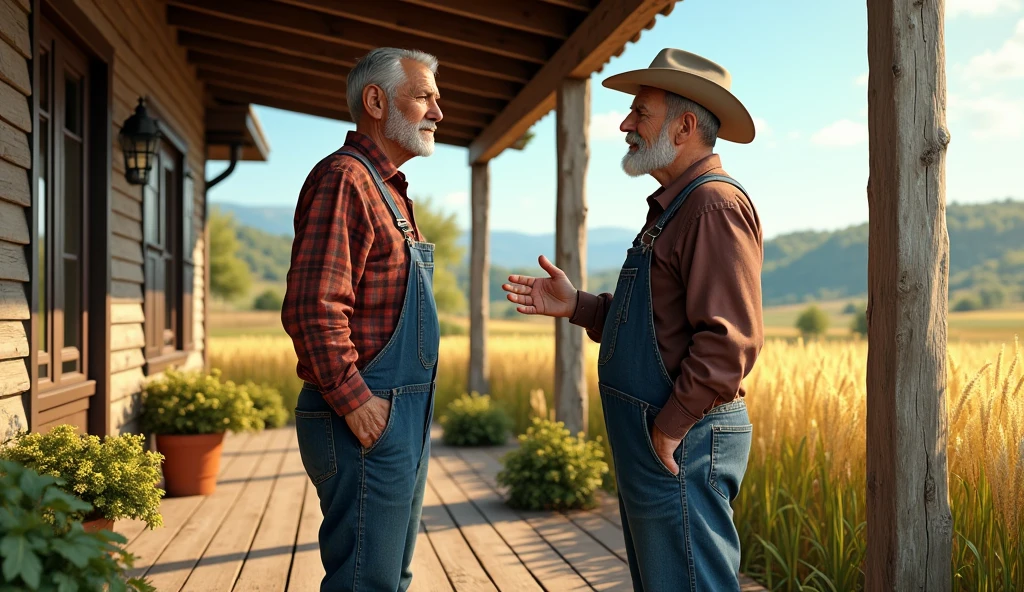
[
  {"xmin": 664, "ymin": 91, "xmax": 720, "ymax": 147},
  {"xmin": 347, "ymin": 47, "xmax": 438, "ymax": 124}
]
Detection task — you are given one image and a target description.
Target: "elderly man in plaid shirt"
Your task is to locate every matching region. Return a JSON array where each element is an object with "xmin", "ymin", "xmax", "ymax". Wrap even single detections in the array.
[{"xmin": 282, "ymin": 47, "xmax": 443, "ymax": 592}]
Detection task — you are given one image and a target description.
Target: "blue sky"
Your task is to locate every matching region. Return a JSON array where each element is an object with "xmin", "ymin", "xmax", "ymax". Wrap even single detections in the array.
[{"xmin": 205, "ymin": 0, "xmax": 1024, "ymax": 240}]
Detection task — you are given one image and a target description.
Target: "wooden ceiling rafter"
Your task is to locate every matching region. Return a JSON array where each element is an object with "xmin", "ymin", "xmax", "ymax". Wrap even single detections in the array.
[
  {"xmin": 165, "ymin": 6, "xmax": 538, "ymax": 83},
  {"xmin": 272, "ymin": 0, "xmax": 560, "ymax": 62},
  {"xmin": 394, "ymin": 0, "xmax": 581, "ymax": 39}
]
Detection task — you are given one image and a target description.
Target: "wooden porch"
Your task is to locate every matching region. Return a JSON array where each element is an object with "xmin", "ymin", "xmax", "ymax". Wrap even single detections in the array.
[{"xmin": 114, "ymin": 426, "xmax": 765, "ymax": 591}]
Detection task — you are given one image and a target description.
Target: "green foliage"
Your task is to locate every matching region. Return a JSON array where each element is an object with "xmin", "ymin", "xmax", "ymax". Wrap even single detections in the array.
[
  {"xmin": 843, "ymin": 301, "xmax": 860, "ymax": 315},
  {"xmin": 413, "ymin": 196, "xmax": 467, "ymax": 315},
  {"xmin": 0, "ymin": 460, "xmax": 155, "ymax": 592},
  {"xmin": 439, "ymin": 318, "xmax": 467, "ymax": 336},
  {"xmin": 496, "ymin": 418, "xmax": 608, "ymax": 511},
  {"xmin": 0, "ymin": 425, "xmax": 164, "ymax": 529},
  {"xmin": 234, "ymin": 224, "xmax": 293, "ymax": 283},
  {"xmin": 241, "ymin": 381, "xmax": 289, "ymax": 429},
  {"xmin": 209, "ymin": 208, "xmax": 252, "ymax": 302},
  {"xmin": 795, "ymin": 305, "xmax": 829, "ymax": 338},
  {"xmin": 439, "ymin": 393, "xmax": 513, "ymax": 447},
  {"xmin": 141, "ymin": 369, "xmax": 264, "ymax": 436},
  {"xmin": 955, "ymin": 296, "xmax": 983, "ymax": 312},
  {"xmin": 850, "ymin": 309, "xmax": 868, "ymax": 336},
  {"xmin": 253, "ymin": 288, "xmax": 284, "ymax": 311}
]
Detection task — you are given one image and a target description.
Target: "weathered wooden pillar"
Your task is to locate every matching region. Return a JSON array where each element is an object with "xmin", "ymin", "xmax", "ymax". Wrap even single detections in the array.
[
  {"xmin": 866, "ymin": 1, "xmax": 951, "ymax": 590},
  {"xmin": 554, "ymin": 77, "xmax": 589, "ymax": 435},
  {"xmin": 468, "ymin": 162, "xmax": 490, "ymax": 396}
]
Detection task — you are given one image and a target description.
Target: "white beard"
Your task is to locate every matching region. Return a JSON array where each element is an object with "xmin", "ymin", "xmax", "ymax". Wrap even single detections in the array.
[
  {"xmin": 385, "ymin": 101, "xmax": 436, "ymax": 157},
  {"xmin": 621, "ymin": 127, "xmax": 676, "ymax": 177}
]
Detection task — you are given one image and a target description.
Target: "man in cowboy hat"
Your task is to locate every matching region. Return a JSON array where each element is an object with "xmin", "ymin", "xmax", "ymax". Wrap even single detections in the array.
[{"xmin": 503, "ymin": 48, "xmax": 763, "ymax": 591}]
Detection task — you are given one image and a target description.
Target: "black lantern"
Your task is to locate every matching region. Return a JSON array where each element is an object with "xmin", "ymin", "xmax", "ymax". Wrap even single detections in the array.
[{"xmin": 118, "ymin": 98, "xmax": 161, "ymax": 185}]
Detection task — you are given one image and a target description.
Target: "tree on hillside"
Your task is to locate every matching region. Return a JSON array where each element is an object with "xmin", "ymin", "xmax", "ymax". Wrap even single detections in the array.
[
  {"xmin": 209, "ymin": 208, "xmax": 252, "ymax": 302},
  {"xmin": 851, "ymin": 309, "xmax": 868, "ymax": 336},
  {"xmin": 413, "ymin": 196, "xmax": 467, "ymax": 314},
  {"xmin": 796, "ymin": 305, "xmax": 829, "ymax": 339}
]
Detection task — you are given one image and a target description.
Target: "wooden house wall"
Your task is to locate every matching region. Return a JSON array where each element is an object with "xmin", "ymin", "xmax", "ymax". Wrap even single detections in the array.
[{"xmin": 0, "ymin": 0, "xmax": 33, "ymax": 437}]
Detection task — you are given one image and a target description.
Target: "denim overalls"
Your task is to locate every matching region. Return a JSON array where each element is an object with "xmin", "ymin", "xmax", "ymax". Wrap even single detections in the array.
[
  {"xmin": 293, "ymin": 148, "xmax": 440, "ymax": 592},
  {"xmin": 597, "ymin": 174, "xmax": 754, "ymax": 592}
]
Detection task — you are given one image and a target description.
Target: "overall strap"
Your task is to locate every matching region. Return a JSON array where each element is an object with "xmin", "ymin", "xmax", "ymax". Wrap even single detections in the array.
[
  {"xmin": 337, "ymin": 147, "xmax": 414, "ymax": 244},
  {"xmin": 638, "ymin": 174, "xmax": 749, "ymax": 249}
]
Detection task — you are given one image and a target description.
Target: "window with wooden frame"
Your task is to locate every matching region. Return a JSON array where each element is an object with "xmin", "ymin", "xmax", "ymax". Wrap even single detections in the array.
[
  {"xmin": 34, "ymin": 21, "xmax": 95, "ymax": 401},
  {"xmin": 143, "ymin": 137, "xmax": 195, "ymax": 373}
]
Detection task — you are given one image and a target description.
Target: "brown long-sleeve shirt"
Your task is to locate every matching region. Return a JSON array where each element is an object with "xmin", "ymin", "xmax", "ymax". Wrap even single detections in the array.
[{"xmin": 570, "ymin": 154, "xmax": 765, "ymax": 439}]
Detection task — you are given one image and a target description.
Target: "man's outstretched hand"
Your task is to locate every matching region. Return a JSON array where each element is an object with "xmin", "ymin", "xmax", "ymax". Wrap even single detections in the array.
[
  {"xmin": 345, "ymin": 396, "xmax": 392, "ymax": 449},
  {"xmin": 501, "ymin": 255, "xmax": 578, "ymax": 318}
]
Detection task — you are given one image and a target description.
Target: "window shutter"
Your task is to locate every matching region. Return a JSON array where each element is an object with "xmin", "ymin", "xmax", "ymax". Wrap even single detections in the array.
[{"xmin": 181, "ymin": 169, "xmax": 195, "ymax": 350}]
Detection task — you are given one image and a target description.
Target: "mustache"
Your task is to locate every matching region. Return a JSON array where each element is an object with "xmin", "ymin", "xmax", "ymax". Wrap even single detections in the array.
[
  {"xmin": 419, "ymin": 121, "xmax": 437, "ymax": 132},
  {"xmin": 625, "ymin": 131, "xmax": 645, "ymax": 149}
]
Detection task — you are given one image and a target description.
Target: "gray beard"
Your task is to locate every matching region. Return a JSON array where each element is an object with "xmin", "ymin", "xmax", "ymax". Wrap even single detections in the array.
[
  {"xmin": 385, "ymin": 102, "xmax": 435, "ymax": 157},
  {"xmin": 621, "ymin": 127, "xmax": 676, "ymax": 177}
]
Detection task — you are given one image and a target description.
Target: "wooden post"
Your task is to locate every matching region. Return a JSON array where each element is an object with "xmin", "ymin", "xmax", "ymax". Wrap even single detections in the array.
[
  {"xmin": 468, "ymin": 162, "xmax": 490, "ymax": 396},
  {"xmin": 866, "ymin": 1, "xmax": 952, "ymax": 590},
  {"xmin": 554, "ymin": 77, "xmax": 589, "ymax": 436}
]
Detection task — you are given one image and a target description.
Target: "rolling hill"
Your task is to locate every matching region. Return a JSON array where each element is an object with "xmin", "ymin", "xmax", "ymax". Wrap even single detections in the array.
[{"xmin": 213, "ymin": 198, "xmax": 1024, "ymax": 308}]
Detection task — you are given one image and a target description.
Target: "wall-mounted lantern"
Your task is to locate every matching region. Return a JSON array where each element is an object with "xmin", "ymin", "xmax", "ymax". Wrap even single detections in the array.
[{"xmin": 118, "ymin": 98, "xmax": 161, "ymax": 185}]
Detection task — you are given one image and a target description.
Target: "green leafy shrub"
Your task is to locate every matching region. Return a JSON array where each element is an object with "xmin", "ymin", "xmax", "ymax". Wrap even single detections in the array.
[
  {"xmin": 496, "ymin": 417, "xmax": 608, "ymax": 511},
  {"xmin": 439, "ymin": 393, "xmax": 513, "ymax": 446},
  {"xmin": 796, "ymin": 304, "xmax": 829, "ymax": 338},
  {"xmin": 439, "ymin": 318, "xmax": 467, "ymax": 336},
  {"xmin": 252, "ymin": 288, "xmax": 284, "ymax": 311},
  {"xmin": 241, "ymin": 381, "xmax": 289, "ymax": 429},
  {"xmin": 0, "ymin": 460, "xmax": 155, "ymax": 591},
  {"xmin": 0, "ymin": 425, "xmax": 164, "ymax": 529},
  {"xmin": 141, "ymin": 368, "xmax": 264, "ymax": 435},
  {"xmin": 850, "ymin": 309, "xmax": 868, "ymax": 336}
]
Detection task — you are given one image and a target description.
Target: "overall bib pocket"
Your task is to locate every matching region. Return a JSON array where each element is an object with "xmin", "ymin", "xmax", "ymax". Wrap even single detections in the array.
[
  {"xmin": 416, "ymin": 261, "xmax": 440, "ymax": 369},
  {"xmin": 598, "ymin": 268, "xmax": 638, "ymax": 366}
]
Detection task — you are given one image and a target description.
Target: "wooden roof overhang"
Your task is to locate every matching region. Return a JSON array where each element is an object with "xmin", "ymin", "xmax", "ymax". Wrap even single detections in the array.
[{"xmin": 165, "ymin": 0, "xmax": 681, "ymax": 164}]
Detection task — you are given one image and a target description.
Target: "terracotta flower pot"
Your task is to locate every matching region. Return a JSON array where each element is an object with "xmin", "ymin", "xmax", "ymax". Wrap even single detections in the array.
[
  {"xmin": 156, "ymin": 432, "xmax": 226, "ymax": 497},
  {"xmin": 82, "ymin": 513, "xmax": 115, "ymax": 534}
]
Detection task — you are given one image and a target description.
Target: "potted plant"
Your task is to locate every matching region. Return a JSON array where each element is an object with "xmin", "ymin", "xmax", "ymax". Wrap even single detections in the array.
[
  {"xmin": 0, "ymin": 460, "xmax": 155, "ymax": 591},
  {"xmin": 141, "ymin": 368, "xmax": 263, "ymax": 496},
  {"xmin": 0, "ymin": 424, "xmax": 164, "ymax": 532}
]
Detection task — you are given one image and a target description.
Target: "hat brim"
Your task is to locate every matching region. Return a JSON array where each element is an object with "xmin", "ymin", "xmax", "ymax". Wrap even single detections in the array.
[{"xmin": 602, "ymin": 68, "xmax": 755, "ymax": 144}]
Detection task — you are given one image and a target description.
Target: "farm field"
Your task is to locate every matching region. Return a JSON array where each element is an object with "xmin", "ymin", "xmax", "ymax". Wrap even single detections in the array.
[{"xmin": 207, "ymin": 303, "xmax": 1023, "ymax": 590}]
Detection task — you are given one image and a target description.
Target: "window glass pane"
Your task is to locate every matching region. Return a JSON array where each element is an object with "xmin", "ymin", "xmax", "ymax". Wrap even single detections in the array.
[
  {"xmin": 38, "ymin": 364, "xmax": 48, "ymax": 380},
  {"xmin": 38, "ymin": 117, "xmax": 49, "ymax": 355},
  {"xmin": 63, "ymin": 135, "xmax": 82, "ymax": 256},
  {"xmin": 39, "ymin": 50, "xmax": 50, "ymax": 113},
  {"xmin": 62, "ymin": 360, "xmax": 78, "ymax": 375},
  {"xmin": 165, "ymin": 260, "xmax": 174, "ymax": 334},
  {"xmin": 63, "ymin": 257, "xmax": 80, "ymax": 350},
  {"xmin": 64, "ymin": 75, "xmax": 81, "ymax": 135}
]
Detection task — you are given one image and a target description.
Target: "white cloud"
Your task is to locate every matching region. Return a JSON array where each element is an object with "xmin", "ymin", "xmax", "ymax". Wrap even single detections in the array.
[
  {"xmin": 947, "ymin": 0, "xmax": 1020, "ymax": 17},
  {"xmin": 966, "ymin": 19, "xmax": 1024, "ymax": 80},
  {"xmin": 855, "ymin": 72, "xmax": 869, "ymax": 87},
  {"xmin": 787, "ymin": 131, "xmax": 803, "ymax": 140},
  {"xmin": 590, "ymin": 111, "xmax": 627, "ymax": 140},
  {"xmin": 948, "ymin": 94, "xmax": 1024, "ymax": 139},
  {"xmin": 753, "ymin": 117, "xmax": 771, "ymax": 137},
  {"xmin": 811, "ymin": 119, "xmax": 868, "ymax": 147}
]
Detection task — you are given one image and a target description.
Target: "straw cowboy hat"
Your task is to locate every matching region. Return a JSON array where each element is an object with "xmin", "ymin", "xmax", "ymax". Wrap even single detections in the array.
[{"xmin": 602, "ymin": 48, "xmax": 755, "ymax": 144}]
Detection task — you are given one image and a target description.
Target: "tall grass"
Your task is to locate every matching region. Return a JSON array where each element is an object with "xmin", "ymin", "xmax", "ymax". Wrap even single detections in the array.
[{"xmin": 209, "ymin": 333, "xmax": 1024, "ymax": 591}]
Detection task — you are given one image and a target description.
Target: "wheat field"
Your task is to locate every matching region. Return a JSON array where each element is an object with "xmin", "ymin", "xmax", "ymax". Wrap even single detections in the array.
[{"xmin": 209, "ymin": 334, "xmax": 1023, "ymax": 590}]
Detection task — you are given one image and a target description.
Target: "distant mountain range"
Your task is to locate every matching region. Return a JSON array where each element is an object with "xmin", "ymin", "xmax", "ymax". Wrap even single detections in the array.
[{"xmin": 213, "ymin": 198, "xmax": 1024, "ymax": 307}]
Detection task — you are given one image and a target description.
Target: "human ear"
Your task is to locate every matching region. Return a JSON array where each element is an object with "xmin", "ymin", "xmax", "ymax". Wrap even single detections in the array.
[{"xmin": 363, "ymin": 84, "xmax": 386, "ymax": 121}]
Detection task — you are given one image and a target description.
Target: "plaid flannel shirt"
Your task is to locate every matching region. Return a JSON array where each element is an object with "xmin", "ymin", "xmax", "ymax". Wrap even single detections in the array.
[{"xmin": 282, "ymin": 131, "xmax": 423, "ymax": 416}]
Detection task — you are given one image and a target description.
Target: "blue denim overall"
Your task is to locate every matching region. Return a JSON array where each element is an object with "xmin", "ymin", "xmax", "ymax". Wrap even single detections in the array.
[
  {"xmin": 293, "ymin": 148, "xmax": 440, "ymax": 592},
  {"xmin": 597, "ymin": 174, "xmax": 754, "ymax": 592}
]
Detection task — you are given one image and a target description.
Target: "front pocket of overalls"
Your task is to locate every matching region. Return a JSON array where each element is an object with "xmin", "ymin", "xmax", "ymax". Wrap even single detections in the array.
[
  {"xmin": 416, "ymin": 261, "xmax": 440, "ymax": 369},
  {"xmin": 363, "ymin": 394, "xmax": 399, "ymax": 456},
  {"xmin": 598, "ymin": 268, "xmax": 638, "ymax": 366},
  {"xmin": 709, "ymin": 424, "xmax": 753, "ymax": 501},
  {"xmin": 639, "ymin": 403, "xmax": 681, "ymax": 478},
  {"xmin": 294, "ymin": 411, "xmax": 337, "ymax": 485}
]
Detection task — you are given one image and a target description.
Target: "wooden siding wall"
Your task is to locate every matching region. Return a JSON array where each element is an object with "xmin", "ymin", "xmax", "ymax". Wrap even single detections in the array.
[
  {"xmin": 0, "ymin": 0, "xmax": 32, "ymax": 438},
  {"xmin": 75, "ymin": 0, "xmax": 207, "ymax": 434}
]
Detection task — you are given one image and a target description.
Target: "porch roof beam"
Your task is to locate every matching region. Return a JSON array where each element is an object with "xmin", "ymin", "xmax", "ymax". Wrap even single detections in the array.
[
  {"xmin": 395, "ymin": 0, "xmax": 581, "ymax": 39},
  {"xmin": 273, "ymin": 0, "xmax": 560, "ymax": 60},
  {"xmin": 180, "ymin": 39, "xmax": 521, "ymax": 102},
  {"xmin": 468, "ymin": 0, "xmax": 678, "ymax": 164},
  {"xmin": 165, "ymin": 0, "xmax": 547, "ymax": 72}
]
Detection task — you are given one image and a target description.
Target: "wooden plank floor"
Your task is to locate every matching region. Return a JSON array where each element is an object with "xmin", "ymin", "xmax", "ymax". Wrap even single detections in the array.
[{"xmin": 117, "ymin": 427, "xmax": 766, "ymax": 591}]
